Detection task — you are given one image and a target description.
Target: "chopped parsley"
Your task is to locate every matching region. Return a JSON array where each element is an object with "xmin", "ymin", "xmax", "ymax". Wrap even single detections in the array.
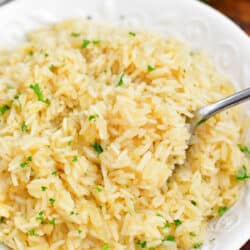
[
  {"xmin": 191, "ymin": 200, "xmax": 197, "ymax": 206},
  {"xmin": 125, "ymin": 184, "xmax": 130, "ymax": 188},
  {"xmin": 30, "ymin": 83, "xmax": 49, "ymax": 104},
  {"xmin": 193, "ymin": 243, "xmax": 203, "ymax": 249},
  {"xmin": 0, "ymin": 105, "xmax": 10, "ymax": 115},
  {"xmin": 78, "ymin": 229, "xmax": 82, "ymax": 234},
  {"xmin": 236, "ymin": 165, "xmax": 250, "ymax": 181},
  {"xmin": 70, "ymin": 211, "xmax": 79, "ymax": 216},
  {"xmin": 67, "ymin": 141, "xmax": 72, "ymax": 146},
  {"xmin": 49, "ymin": 64, "xmax": 56, "ymax": 72},
  {"xmin": 102, "ymin": 244, "xmax": 109, "ymax": 250},
  {"xmin": 164, "ymin": 235, "xmax": 175, "ymax": 242},
  {"xmin": 71, "ymin": 32, "xmax": 81, "ymax": 37},
  {"xmin": 20, "ymin": 156, "xmax": 32, "ymax": 168},
  {"xmin": 164, "ymin": 221, "xmax": 170, "ymax": 228},
  {"xmin": 218, "ymin": 206, "xmax": 228, "ymax": 217},
  {"xmin": 136, "ymin": 240, "xmax": 147, "ymax": 248},
  {"xmin": 81, "ymin": 40, "xmax": 90, "ymax": 48},
  {"xmin": 28, "ymin": 51, "xmax": 34, "ymax": 56},
  {"xmin": 96, "ymin": 185, "xmax": 102, "ymax": 192},
  {"xmin": 117, "ymin": 73, "xmax": 125, "ymax": 86},
  {"xmin": 189, "ymin": 232, "xmax": 196, "ymax": 237},
  {"xmin": 88, "ymin": 114, "xmax": 98, "ymax": 121},
  {"xmin": 129, "ymin": 32, "xmax": 136, "ymax": 36},
  {"xmin": 0, "ymin": 217, "xmax": 5, "ymax": 223},
  {"xmin": 104, "ymin": 69, "xmax": 108, "ymax": 74},
  {"xmin": 156, "ymin": 212, "xmax": 163, "ymax": 218},
  {"xmin": 93, "ymin": 142, "xmax": 103, "ymax": 155},
  {"xmin": 93, "ymin": 40, "xmax": 101, "ymax": 45},
  {"xmin": 147, "ymin": 65, "xmax": 155, "ymax": 72},
  {"xmin": 72, "ymin": 156, "xmax": 78, "ymax": 163},
  {"xmin": 51, "ymin": 171, "xmax": 58, "ymax": 176},
  {"xmin": 28, "ymin": 229, "xmax": 35, "ymax": 236},
  {"xmin": 197, "ymin": 118, "xmax": 207, "ymax": 126},
  {"xmin": 41, "ymin": 186, "xmax": 47, "ymax": 192},
  {"xmin": 36, "ymin": 211, "xmax": 44, "ymax": 224},
  {"xmin": 49, "ymin": 198, "xmax": 55, "ymax": 205},
  {"xmin": 45, "ymin": 53, "xmax": 49, "ymax": 58},
  {"xmin": 238, "ymin": 144, "xmax": 250, "ymax": 155},
  {"xmin": 49, "ymin": 218, "xmax": 56, "ymax": 225},
  {"xmin": 21, "ymin": 121, "xmax": 28, "ymax": 132},
  {"xmin": 174, "ymin": 219, "xmax": 182, "ymax": 226}
]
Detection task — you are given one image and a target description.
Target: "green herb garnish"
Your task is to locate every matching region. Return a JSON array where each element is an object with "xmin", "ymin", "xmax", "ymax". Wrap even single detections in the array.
[
  {"xmin": 164, "ymin": 235, "xmax": 175, "ymax": 242},
  {"xmin": 197, "ymin": 118, "xmax": 207, "ymax": 126},
  {"xmin": 52, "ymin": 171, "xmax": 58, "ymax": 176},
  {"xmin": 93, "ymin": 40, "xmax": 101, "ymax": 45},
  {"xmin": 81, "ymin": 40, "xmax": 90, "ymax": 48},
  {"xmin": 96, "ymin": 185, "xmax": 102, "ymax": 192},
  {"xmin": 45, "ymin": 53, "xmax": 49, "ymax": 58},
  {"xmin": 72, "ymin": 156, "xmax": 78, "ymax": 163},
  {"xmin": 49, "ymin": 198, "xmax": 55, "ymax": 205},
  {"xmin": 36, "ymin": 211, "xmax": 44, "ymax": 224},
  {"xmin": 193, "ymin": 243, "xmax": 203, "ymax": 249},
  {"xmin": 71, "ymin": 32, "xmax": 81, "ymax": 37},
  {"xmin": 129, "ymin": 32, "xmax": 136, "ymax": 37},
  {"xmin": 174, "ymin": 219, "xmax": 182, "ymax": 226},
  {"xmin": 147, "ymin": 65, "xmax": 155, "ymax": 72},
  {"xmin": 20, "ymin": 162, "xmax": 27, "ymax": 168},
  {"xmin": 189, "ymin": 232, "xmax": 196, "ymax": 237},
  {"xmin": 49, "ymin": 218, "xmax": 56, "ymax": 225},
  {"xmin": 117, "ymin": 73, "xmax": 125, "ymax": 86},
  {"xmin": 191, "ymin": 200, "xmax": 197, "ymax": 206},
  {"xmin": 218, "ymin": 206, "xmax": 228, "ymax": 217},
  {"xmin": 28, "ymin": 51, "xmax": 34, "ymax": 56},
  {"xmin": 41, "ymin": 186, "xmax": 47, "ymax": 192},
  {"xmin": 102, "ymin": 244, "xmax": 109, "ymax": 250},
  {"xmin": 21, "ymin": 121, "xmax": 28, "ymax": 132},
  {"xmin": 0, "ymin": 217, "xmax": 5, "ymax": 223},
  {"xmin": 88, "ymin": 114, "xmax": 98, "ymax": 121},
  {"xmin": 156, "ymin": 212, "xmax": 163, "ymax": 218},
  {"xmin": 30, "ymin": 83, "xmax": 50, "ymax": 104},
  {"xmin": 0, "ymin": 105, "xmax": 10, "ymax": 115},
  {"xmin": 70, "ymin": 211, "xmax": 79, "ymax": 216},
  {"xmin": 164, "ymin": 221, "xmax": 170, "ymax": 228},
  {"xmin": 49, "ymin": 64, "xmax": 55, "ymax": 72},
  {"xmin": 136, "ymin": 240, "xmax": 147, "ymax": 248},
  {"xmin": 28, "ymin": 229, "xmax": 35, "ymax": 236},
  {"xmin": 93, "ymin": 142, "xmax": 103, "ymax": 155},
  {"xmin": 238, "ymin": 144, "xmax": 250, "ymax": 155},
  {"xmin": 78, "ymin": 229, "xmax": 82, "ymax": 234},
  {"xmin": 236, "ymin": 165, "xmax": 250, "ymax": 181},
  {"xmin": 20, "ymin": 156, "xmax": 32, "ymax": 168}
]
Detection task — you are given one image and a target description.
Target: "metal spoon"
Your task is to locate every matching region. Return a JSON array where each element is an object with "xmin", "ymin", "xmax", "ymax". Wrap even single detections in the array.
[
  {"xmin": 0, "ymin": 0, "xmax": 13, "ymax": 7},
  {"xmin": 191, "ymin": 88, "xmax": 250, "ymax": 134}
]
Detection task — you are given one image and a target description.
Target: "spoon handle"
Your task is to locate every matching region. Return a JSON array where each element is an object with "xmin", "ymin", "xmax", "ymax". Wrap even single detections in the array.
[
  {"xmin": 194, "ymin": 88, "xmax": 250, "ymax": 128},
  {"xmin": 0, "ymin": 0, "xmax": 13, "ymax": 7}
]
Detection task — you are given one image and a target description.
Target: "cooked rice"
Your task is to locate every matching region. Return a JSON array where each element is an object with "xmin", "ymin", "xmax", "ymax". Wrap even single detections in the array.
[{"xmin": 0, "ymin": 19, "xmax": 249, "ymax": 250}]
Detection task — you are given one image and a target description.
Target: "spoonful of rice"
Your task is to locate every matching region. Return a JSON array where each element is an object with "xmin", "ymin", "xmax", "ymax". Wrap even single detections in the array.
[{"xmin": 191, "ymin": 87, "xmax": 250, "ymax": 134}]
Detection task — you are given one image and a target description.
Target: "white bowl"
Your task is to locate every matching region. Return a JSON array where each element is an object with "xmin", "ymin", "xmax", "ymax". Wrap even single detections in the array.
[{"xmin": 0, "ymin": 0, "xmax": 250, "ymax": 249}]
